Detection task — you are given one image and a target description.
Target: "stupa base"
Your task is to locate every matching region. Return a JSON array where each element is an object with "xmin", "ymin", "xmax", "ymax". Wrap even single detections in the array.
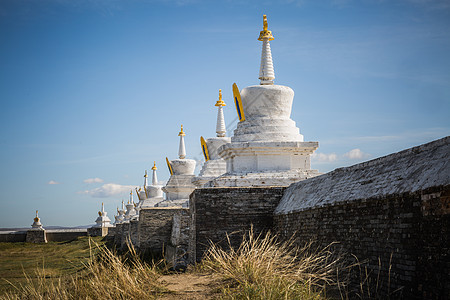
[{"xmin": 204, "ymin": 169, "xmax": 321, "ymax": 188}]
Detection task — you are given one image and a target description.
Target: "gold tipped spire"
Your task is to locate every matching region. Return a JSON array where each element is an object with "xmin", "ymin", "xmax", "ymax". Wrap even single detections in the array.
[
  {"xmin": 152, "ymin": 161, "xmax": 157, "ymax": 170},
  {"xmin": 215, "ymin": 89, "xmax": 226, "ymax": 107},
  {"xmin": 258, "ymin": 15, "xmax": 274, "ymax": 41},
  {"xmin": 144, "ymin": 170, "xmax": 148, "ymax": 178},
  {"xmin": 98, "ymin": 211, "xmax": 102, "ymax": 216},
  {"xmin": 178, "ymin": 124, "xmax": 186, "ymax": 136},
  {"xmin": 34, "ymin": 210, "xmax": 39, "ymax": 222}
]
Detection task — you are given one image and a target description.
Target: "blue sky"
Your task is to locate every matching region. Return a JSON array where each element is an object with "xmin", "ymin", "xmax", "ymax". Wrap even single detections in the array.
[{"xmin": 0, "ymin": 0, "xmax": 449, "ymax": 227}]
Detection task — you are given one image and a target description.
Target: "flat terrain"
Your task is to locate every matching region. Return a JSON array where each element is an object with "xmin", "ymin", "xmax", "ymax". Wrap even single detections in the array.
[
  {"xmin": 0, "ymin": 238, "xmax": 221, "ymax": 299},
  {"xmin": 0, "ymin": 237, "xmax": 104, "ymax": 294}
]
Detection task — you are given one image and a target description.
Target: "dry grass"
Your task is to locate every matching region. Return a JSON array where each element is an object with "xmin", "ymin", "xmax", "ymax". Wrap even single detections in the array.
[
  {"xmin": 201, "ymin": 228, "xmax": 346, "ymax": 299},
  {"xmin": 1, "ymin": 239, "xmax": 165, "ymax": 300}
]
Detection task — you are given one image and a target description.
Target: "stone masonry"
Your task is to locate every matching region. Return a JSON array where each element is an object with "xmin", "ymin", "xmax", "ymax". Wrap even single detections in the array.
[
  {"xmin": 138, "ymin": 207, "xmax": 189, "ymax": 254},
  {"xmin": 189, "ymin": 187, "xmax": 286, "ymax": 263}
]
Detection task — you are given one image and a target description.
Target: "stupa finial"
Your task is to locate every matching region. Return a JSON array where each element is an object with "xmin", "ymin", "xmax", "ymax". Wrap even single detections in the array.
[
  {"xmin": 152, "ymin": 161, "xmax": 158, "ymax": 185},
  {"xmin": 215, "ymin": 89, "xmax": 227, "ymax": 137},
  {"xmin": 215, "ymin": 89, "xmax": 226, "ymax": 107},
  {"xmin": 258, "ymin": 15, "xmax": 274, "ymax": 41},
  {"xmin": 178, "ymin": 124, "xmax": 186, "ymax": 159},
  {"xmin": 178, "ymin": 124, "xmax": 185, "ymax": 136},
  {"xmin": 258, "ymin": 14, "xmax": 275, "ymax": 85}
]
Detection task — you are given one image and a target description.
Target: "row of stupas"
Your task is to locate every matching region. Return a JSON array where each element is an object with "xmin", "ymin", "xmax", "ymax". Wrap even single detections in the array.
[{"xmin": 88, "ymin": 15, "xmax": 320, "ymax": 228}]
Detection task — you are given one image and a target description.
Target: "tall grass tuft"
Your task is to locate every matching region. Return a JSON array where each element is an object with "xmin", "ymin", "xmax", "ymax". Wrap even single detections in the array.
[
  {"xmin": 202, "ymin": 228, "xmax": 345, "ymax": 299},
  {"xmin": 1, "ymin": 239, "xmax": 165, "ymax": 300}
]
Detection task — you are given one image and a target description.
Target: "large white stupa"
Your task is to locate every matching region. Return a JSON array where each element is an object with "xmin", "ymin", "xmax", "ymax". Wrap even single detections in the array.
[
  {"xmin": 207, "ymin": 15, "xmax": 320, "ymax": 187},
  {"xmin": 158, "ymin": 125, "xmax": 197, "ymax": 207},
  {"xmin": 193, "ymin": 89, "xmax": 231, "ymax": 187}
]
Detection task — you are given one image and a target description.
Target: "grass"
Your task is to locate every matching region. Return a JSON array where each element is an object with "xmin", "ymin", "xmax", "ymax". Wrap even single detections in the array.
[
  {"xmin": 0, "ymin": 231, "xmax": 388, "ymax": 299},
  {"xmin": 0, "ymin": 237, "xmax": 165, "ymax": 299},
  {"xmin": 200, "ymin": 228, "xmax": 345, "ymax": 299},
  {"xmin": 0, "ymin": 237, "xmax": 105, "ymax": 294}
]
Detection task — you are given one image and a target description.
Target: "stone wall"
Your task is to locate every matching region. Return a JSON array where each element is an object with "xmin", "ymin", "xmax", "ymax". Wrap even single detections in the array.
[
  {"xmin": 46, "ymin": 229, "xmax": 87, "ymax": 242},
  {"xmin": 138, "ymin": 208, "xmax": 188, "ymax": 254},
  {"xmin": 274, "ymin": 137, "xmax": 450, "ymax": 299},
  {"xmin": 0, "ymin": 232, "xmax": 26, "ymax": 242},
  {"xmin": 113, "ymin": 222, "xmax": 131, "ymax": 249},
  {"xmin": 274, "ymin": 186, "xmax": 449, "ymax": 298},
  {"xmin": 26, "ymin": 230, "xmax": 47, "ymax": 243},
  {"xmin": 189, "ymin": 187, "xmax": 286, "ymax": 263}
]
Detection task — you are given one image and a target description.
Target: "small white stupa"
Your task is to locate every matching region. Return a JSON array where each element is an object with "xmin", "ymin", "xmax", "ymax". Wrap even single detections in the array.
[
  {"xmin": 94, "ymin": 203, "xmax": 113, "ymax": 228},
  {"xmin": 159, "ymin": 125, "xmax": 197, "ymax": 208},
  {"xmin": 124, "ymin": 190, "xmax": 137, "ymax": 222},
  {"xmin": 31, "ymin": 210, "xmax": 44, "ymax": 230},
  {"xmin": 193, "ymin": 89, "xmax": 231, "ymax": 187},
  {"xmin": 141, "ymin": 162, "xmax": 164, "ymax": 207},
  {"xmin": 114, "ymin": 200, "xmax": 126, "ymax": 225},
  {"xmin": 208, "ymin": 15, "xmax": 320, "ymax": 187}
]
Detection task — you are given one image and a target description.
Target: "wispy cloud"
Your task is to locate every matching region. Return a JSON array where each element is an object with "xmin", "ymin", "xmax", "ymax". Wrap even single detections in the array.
[
  {"xmin": 83, "ymin": 177, "xmax": 104, "ymax": 184},
  {"xmin": 311, "ymin": 152, "xmax": 338, "ymax": 162},
  {"xmin": 79, "ymin": 183, "xmax": 134, "ymax": 198},
  {"xmin": 312, "ymin": 149, "xmax": 371, "ymax": 164},
  {"xmin": 47, "ymin": 180, "xmax": 60, "ymax": 185},
  {"xmin": 343, "ymin": 148, "xmax": 370, "ymax": 160}
]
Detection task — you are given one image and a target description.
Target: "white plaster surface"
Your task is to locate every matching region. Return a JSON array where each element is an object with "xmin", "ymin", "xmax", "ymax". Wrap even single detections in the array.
[
  {"xmin": 232, "ymin": 85, "xmax": 303, "ymax": 143},
  {"xmin": 275, "ymin": 137, "xmax": 450, "ymax": 215},
  {"xmin": 171, "ymin": 159, "xmax": 196, "ymax": 175}
]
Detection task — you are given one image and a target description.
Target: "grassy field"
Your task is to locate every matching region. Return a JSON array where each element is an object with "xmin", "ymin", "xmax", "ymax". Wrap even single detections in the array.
[
  {"xmin": 0, "ymin": 237, "xmax": 104, "ymax": 294},
  {"xmin": 0, "ymin": 233, "xmax": 350, "ymax": 299}
]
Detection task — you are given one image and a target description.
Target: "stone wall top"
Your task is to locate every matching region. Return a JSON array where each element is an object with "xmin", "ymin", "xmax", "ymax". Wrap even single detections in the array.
[{"xmin": 275, "ymin": 136, "xmax": 450, "ymax": 214}]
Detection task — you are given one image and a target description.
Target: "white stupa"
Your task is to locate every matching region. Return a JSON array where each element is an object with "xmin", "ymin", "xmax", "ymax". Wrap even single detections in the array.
[
  {"xmin": 193, "ymin": 89, "xmax": 231, "ymax": 187},
  {"xmin": 123, "ymin": 190, "xmax": 137, "ymax": 222},
  {"xmin": 114, "ymin": 200, "xmax": 126, "ymax": 225},
  {"xmin": 31, "ymin": 210, "xmax": 44, "ymax": 230},
  {"xmin": 159, "ymin": 125, "xmax": 197, "ymax": 208},
  {"xmin": 207, "ymin": 15, "xmax": 320, "ymax": 187},
  {"xmin": 94, "ymin": 203, "xmax": 113, "ymax": 228},
  {"xmin": 136, "ymin": 163, "xmax": 165, "ymax": 209}
]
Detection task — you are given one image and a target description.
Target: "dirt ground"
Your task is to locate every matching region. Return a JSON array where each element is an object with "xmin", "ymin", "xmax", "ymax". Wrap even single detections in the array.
[{"xmin": 158, "ymin": 272, "xmax": 223, "ymax": 299}]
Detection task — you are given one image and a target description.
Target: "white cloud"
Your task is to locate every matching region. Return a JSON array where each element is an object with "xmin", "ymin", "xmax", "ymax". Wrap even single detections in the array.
[
  {"xmin": 343, "ymin": 148, "xmax": 370, "ymax": 160},
  {"xmin": 47, "ymin": 180, "xmax": 60, "ymax": 185},
  {"xmin": 311, "ymin": 152, "xmax": 338, "ymax": 162},
  {"xmin": 83, "ymin": 177, "xmax": 104, "ymax": 184},
  {"xmin": 79, "ymin": 183, "xmax": 135, "ymax": 198}
]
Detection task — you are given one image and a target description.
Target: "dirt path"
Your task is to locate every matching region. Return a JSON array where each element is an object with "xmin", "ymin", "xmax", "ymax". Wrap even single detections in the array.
[{"xmin": 157, "ymin": 273, "xmax": 222, "ymax": 299}]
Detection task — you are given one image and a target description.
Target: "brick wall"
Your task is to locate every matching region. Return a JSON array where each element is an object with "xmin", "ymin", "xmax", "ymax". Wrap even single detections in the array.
[
  {"xmin": 189, "ymin": 187, "xmax": 286, "ymax": 263},
  {"xmin": 274, "ymin": 186, "xmax": 450, "ymax": 299}
]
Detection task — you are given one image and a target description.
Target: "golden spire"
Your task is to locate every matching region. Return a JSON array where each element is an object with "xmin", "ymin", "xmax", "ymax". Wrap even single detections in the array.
[
  {"xmin": 178, "ymin": 124, "xmax": 186, "ymax": 136},
  {"xmin": 258, "ymin": 15, "xmax": 274, "ymax": 41},
  {"xmin": 98, "ymin": 211, "xmax": 102, "ymax": 216},
  {"xmin": 144, "ymin": 170, "xmax": 148, "ymax": 178},
  {"xmin": 152, "ymin": 161, "xmax": 157, "ymax": 170},
  {"xmin": 215, "ymin": 89, "xmax": 226, "ymax": 107},
  {"xmin": 34, "ymin": 210, "xmax": 39, "ymax": 222}
]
